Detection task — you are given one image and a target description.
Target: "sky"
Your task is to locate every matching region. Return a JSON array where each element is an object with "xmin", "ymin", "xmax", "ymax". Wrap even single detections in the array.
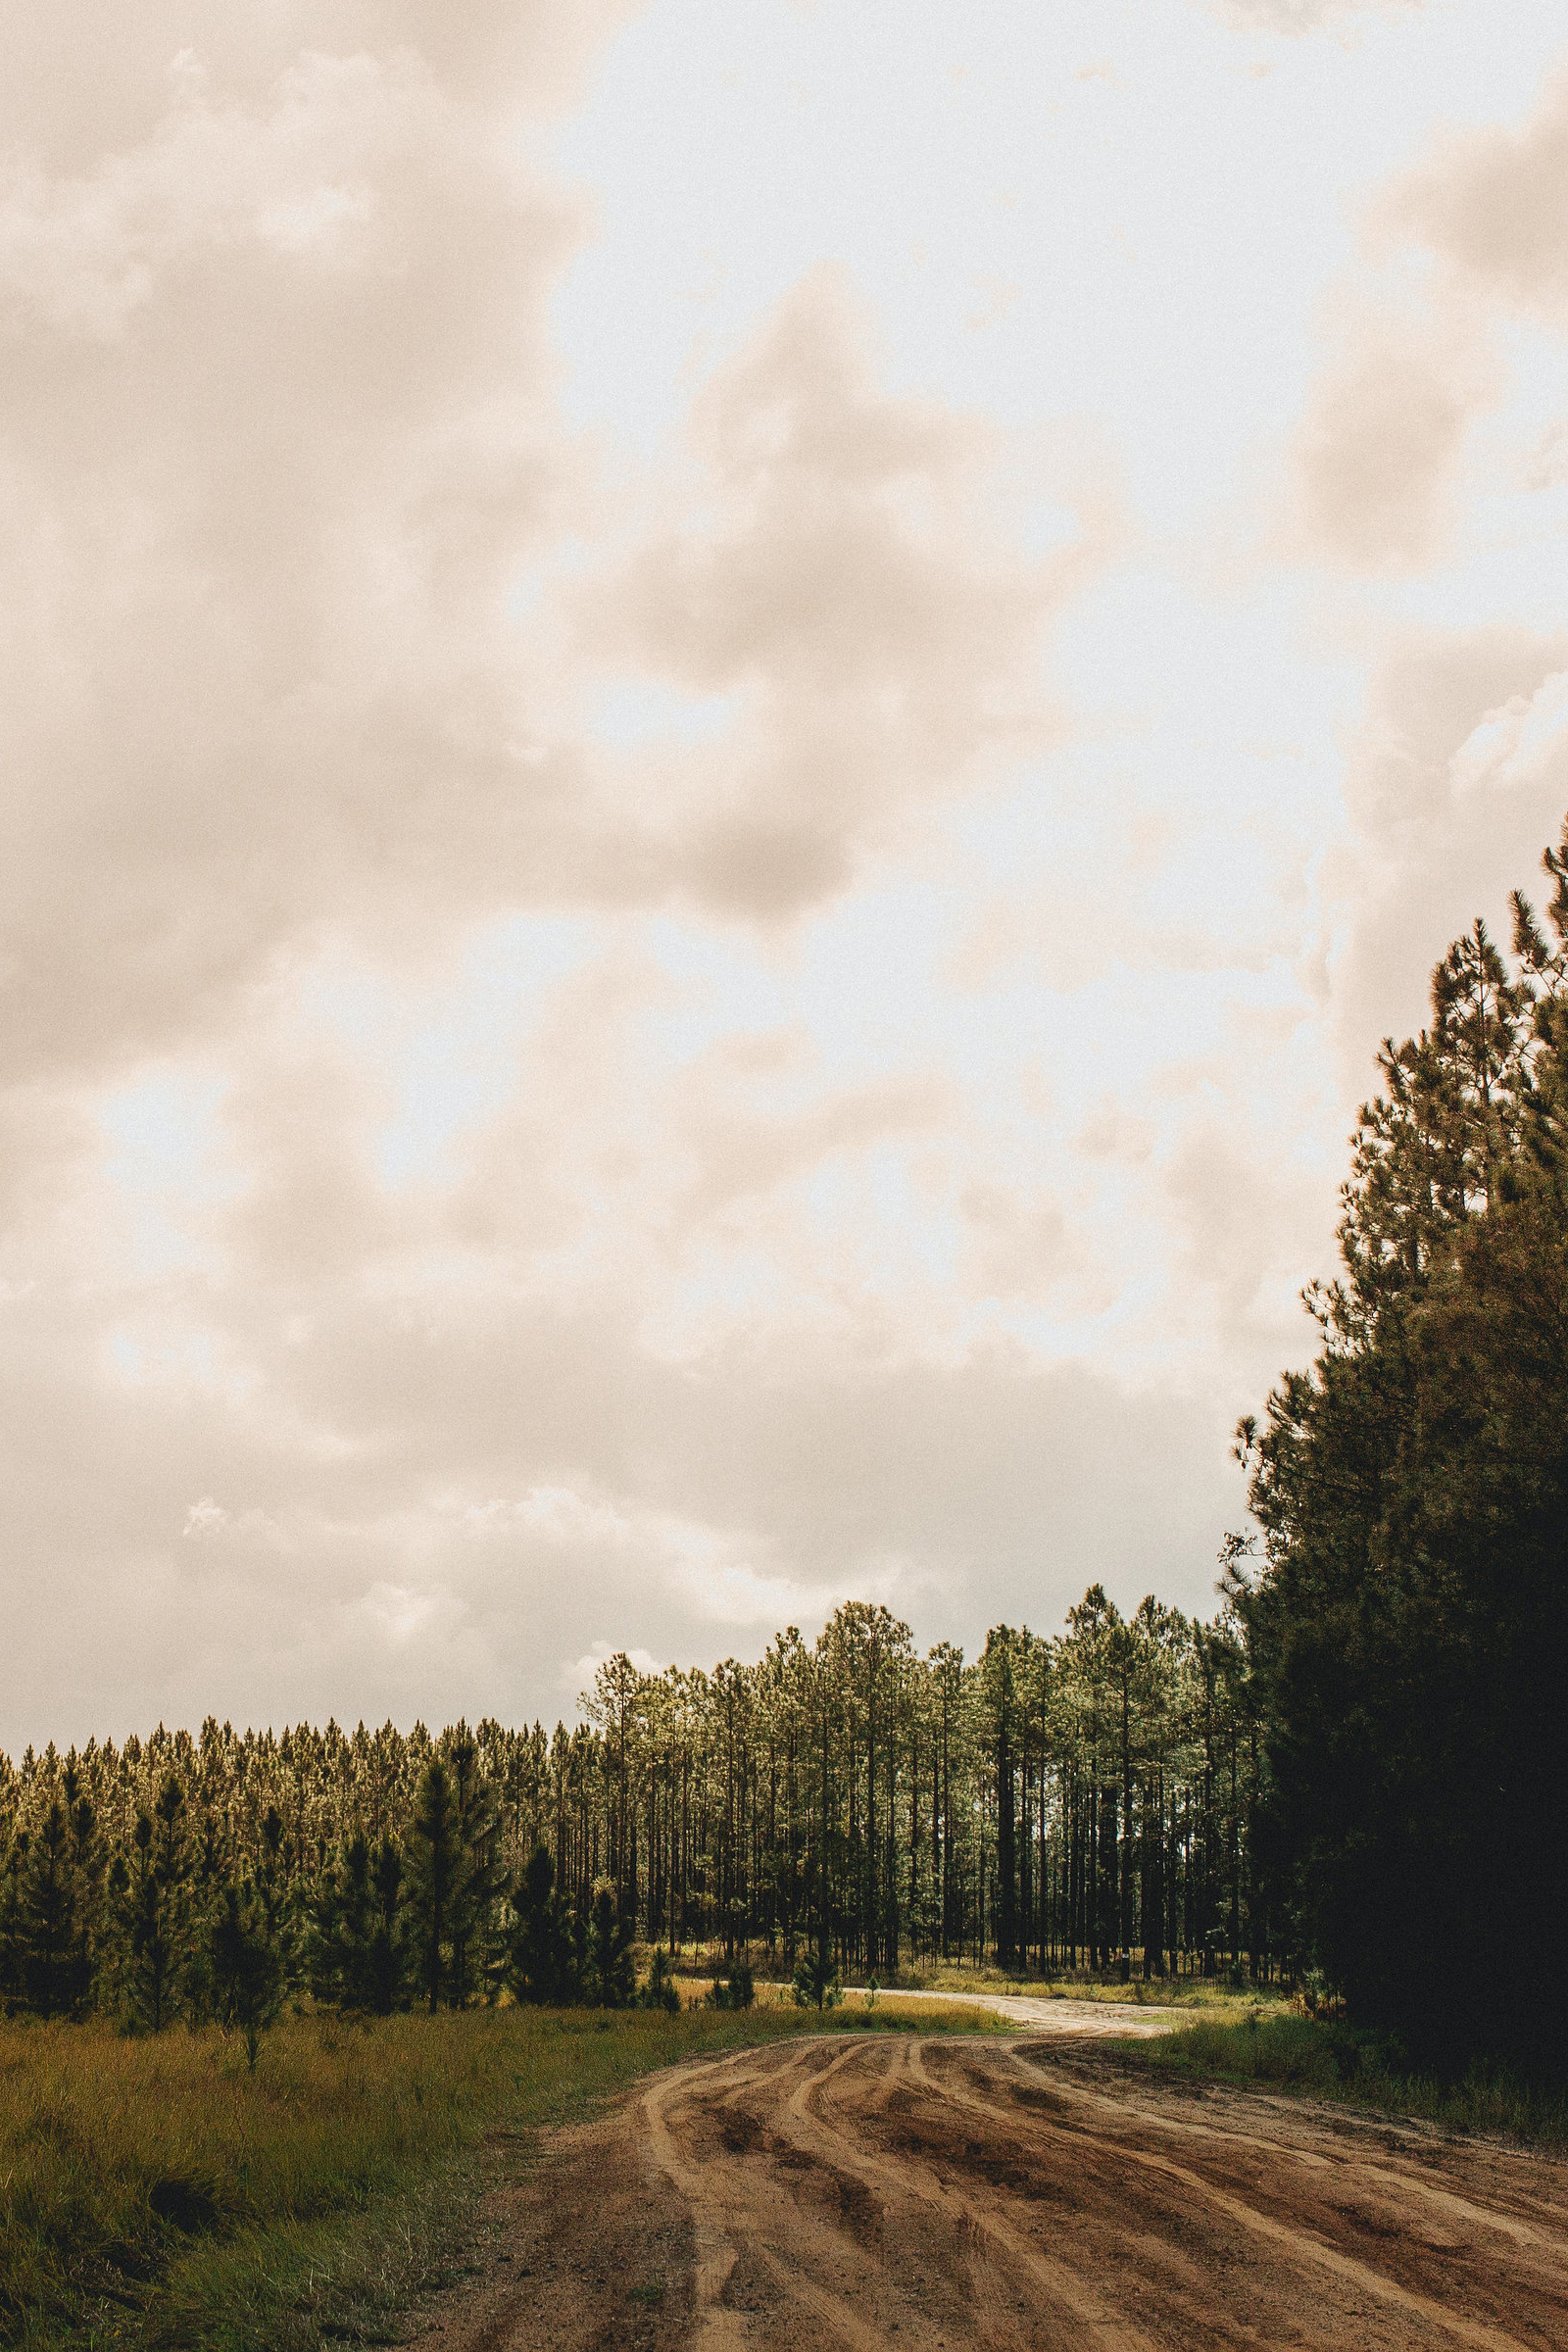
[{"xmin": 4, "ymin": 0, "xmax": 1568, "ymax": 1748}]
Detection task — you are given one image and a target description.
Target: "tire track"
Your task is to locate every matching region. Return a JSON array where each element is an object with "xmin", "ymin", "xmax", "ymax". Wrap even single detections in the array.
[
  {"xmin": 587, "ymin": 2033, "xmax": 1568, "ymax": 2352},
  {"xmin": 909, "ymin": 2039, "xmax": 1535, "ymax": 2351},
  {"xmin": 785, "ymin": 2037, "xmax": 1154, "ymax": 2349},
  {"xmin": 1008, "ymin": 2041, "xmax": 1568, "ymax": 2261}
]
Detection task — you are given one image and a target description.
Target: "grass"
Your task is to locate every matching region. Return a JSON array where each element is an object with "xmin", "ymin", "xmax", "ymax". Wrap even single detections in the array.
[
  {"xmin": 667, "ymin": 1939, "xmax": 1292, "ymax": 2014},
  {"xmin": 729, "ymin": 1958, "xmax": 1278, "ymax": 2014},
  {"xmin": 0, "ymin": 1995, "xmax": 997, "ymax": 2352},
  {"xmin": 888, "ymin": 1966, "xmax": 1281, "ymax": 2011},
  {"xmin": 1116, "ymin": 2010, "xmax": 1568, "ymax": 2151}
]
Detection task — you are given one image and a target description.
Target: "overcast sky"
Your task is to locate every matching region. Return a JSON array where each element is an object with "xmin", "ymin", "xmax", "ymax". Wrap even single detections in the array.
[{"xmin": 4, "ymin": 0, "xmax": 1568, "ymax": 1748}]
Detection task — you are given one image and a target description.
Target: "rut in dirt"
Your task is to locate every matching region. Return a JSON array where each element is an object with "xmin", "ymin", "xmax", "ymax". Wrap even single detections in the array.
[{"xmin": 633, "ymin": 2032, "xmax": 1568, "ymax": 2352}]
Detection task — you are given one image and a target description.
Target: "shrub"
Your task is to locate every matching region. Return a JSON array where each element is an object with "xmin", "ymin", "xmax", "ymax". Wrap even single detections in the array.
[
  {"xmin": 791, "ymin": 1949, "xmax": 841, "ymax": 2011},
  {"xmin": 638, "ymin": 1946, "xmax": 681, "ymax": 2013},
  {"xmin": 707, "ymin": 1960, "xmax": 754, "ymax": 2011}
]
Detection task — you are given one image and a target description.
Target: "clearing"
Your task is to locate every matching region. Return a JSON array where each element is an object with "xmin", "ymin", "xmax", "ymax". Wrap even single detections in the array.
[{"xmin": 411, "ymin": 2018, "xmax": 1568, "ymax": 2352}]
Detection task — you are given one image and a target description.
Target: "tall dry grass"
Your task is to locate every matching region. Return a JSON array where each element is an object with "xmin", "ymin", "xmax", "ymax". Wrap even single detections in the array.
[
  {"xmin": 0, "ymin": 1997, "xmax": 993, "ymax": 2350},
  {"xmin": 1122, "ymin": 2011, "xmax": 1568, "ymax": 2149}
]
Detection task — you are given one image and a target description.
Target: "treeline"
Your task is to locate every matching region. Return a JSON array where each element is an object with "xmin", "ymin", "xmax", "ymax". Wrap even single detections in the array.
[
  {"xmin": 0, "ymin": 1584, "xmax": 1266, "ymax": 2031},
  {"xmin": 0, "ymin": 1724, "xmax": 675, "ymax": 2049},
  {"xmin": 14, "ymin": 826, "xmax": 1555, "ymax": 2067},
  {"xmin": 1235, "ymin": 813, "xmax": 1568, "ymax": 2073}
]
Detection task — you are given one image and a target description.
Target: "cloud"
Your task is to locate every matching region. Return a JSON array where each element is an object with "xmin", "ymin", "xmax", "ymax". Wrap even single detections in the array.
[
  {"xmin": 565, "ymin": 268, "xmax": 1102, "ymax": 918},
  {"xmin": 1277, "ymin": 61, "xmax": 1568, "ymax": 576},
  {"xmin": 1330, "ymin": 637, "xmax": 1568, "ymax": 1067},
  {"xmin": 0, "ymin": 53, "xmax": 410, "ymax": 342},
  {"xmin": 959, "ymin": 1182, "xmax": 1074, "ymax": 1304},
  {"xmin": 0, "ymin": 30, "xmax": 590, "ymax": 1089},
  {"xmin": 667, "ymin": 1056, "xmax": 953, "ymax": 1230},
  {"xmin": 15, "ymin": 0, "xmax": 1550, "ymax": 1760},
  {"xmin": 1343, "ymin": 626, "xmax": 1568, "ymax": 837},
  {"xmin": 0, "ymin": 1265, "xmax": 1247, "ymax": 1745},
  {"xmin": 0, "ymin": 2, "xmax": 640, "ymax": 164},
  {"xmin": 352, "ymin": 1580, "xmax": 466, "ymax": 1650},
  {"xmin": 1290, "ymin": 321, "xmax": 1475, "ymax": 570},
  {"xmin": 1391, "ymin": 69, "xmax": 1568, "ymax": 320},
  {"xmin": 564, "ymin": 1642, "xmax": 666, "ymax": 1696},
  {"xmin": 0, "ymin": 61, "xmax": 1096, "ymax": 1116}
]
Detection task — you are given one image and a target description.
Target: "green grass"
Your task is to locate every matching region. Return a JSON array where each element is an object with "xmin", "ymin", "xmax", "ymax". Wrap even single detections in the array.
[
  {"xmin": 782, "ymin": 1961, "xmax": 1280, "ymax": 2013},
  {"xmin": 669, "ymin": 1940, "xmax": 1291, "ymax": 2014},
  {"xmin": 1116, "ymin": 2011, "xmax": 1568, "ymax": 2150},
  {"xmin": 0, "ymin": 1996, "xmax": 996, "ymax": 2352}
]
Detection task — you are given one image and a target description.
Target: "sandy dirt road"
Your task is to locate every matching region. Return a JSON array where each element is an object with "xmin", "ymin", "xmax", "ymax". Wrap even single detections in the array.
[
  {"xmin": 839, "ymin": 1989, "xmax": 1191, "ymax": 2037},
  {"xmin": 416, "ymin": 2031, "xmax": 1568, "ymax": 2352}
]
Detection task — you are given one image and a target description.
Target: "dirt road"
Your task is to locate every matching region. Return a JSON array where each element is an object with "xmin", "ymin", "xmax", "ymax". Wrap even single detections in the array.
[
  {"xmin": 420, "ymin": 2031, "xmax": 1568, "ymax": 2352},
  {"xmin": 840, "ymin": 1988, "xmax": 1191, "ymax": 2037}
]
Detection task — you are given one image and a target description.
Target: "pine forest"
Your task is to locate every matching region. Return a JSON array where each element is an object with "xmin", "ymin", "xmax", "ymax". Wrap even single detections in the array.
[
  {"xmin": 6, "ymin": 816, "xmax": 1568, "ymax": 2078},
  {"xmin": 0, "ymin": 1585, "xmax": 1259, "ymax": 2037}
]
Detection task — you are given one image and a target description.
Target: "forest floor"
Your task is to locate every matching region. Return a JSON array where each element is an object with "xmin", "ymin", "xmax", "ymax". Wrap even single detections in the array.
[{"xmin": 410, "ymin": 2024, "xmax": 1568, "ymax": 2352}]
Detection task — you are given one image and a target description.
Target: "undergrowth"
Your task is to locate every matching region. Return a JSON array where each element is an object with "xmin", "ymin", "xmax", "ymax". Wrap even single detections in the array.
[
  {"xmin": 1120, "ymin": 2011, "xmax": 1568, "ymax": 2150},
  {"xmin": 0, "ymin": 1996, "xmax": 993, "ymax": 2351}
]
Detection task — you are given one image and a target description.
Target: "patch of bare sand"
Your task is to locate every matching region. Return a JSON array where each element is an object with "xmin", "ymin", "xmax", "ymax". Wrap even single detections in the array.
[
  {"xmin": 419, "ymin": 2033, "xmax": 1568, "ymax": 2350},
  {"xmin": 400, "ymin": 2102, "xmax": 695, "ymax": 2352}
]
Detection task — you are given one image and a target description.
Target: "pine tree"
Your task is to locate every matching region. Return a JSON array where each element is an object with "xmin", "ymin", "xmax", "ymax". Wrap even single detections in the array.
[
  {"xmin": 307, "ymin": 1830, "xmax": 382, "ymax": 2012},
  {"xmin": 509, "ymin": 1842, "xmax": 578, "ymax": 2004},
  {"xmin": 1430, "ymin": 916, "xmax": 1533, "ymax": 1204},
  {"xmin": 253, "ymin": 1803, "xmax": 296, "ymax": 1988},
  {"xmin": 210, "ymin": 1881, "xmax": 285, "ymax": 2069},
  {"xmin": 638, "ymin": 1944, "xmax": 681, "ymax": 2012},
  {"xmin": 305, "ymin": 1846, "xmax": 347, "ymax": 2009},
  {"xmin": 368, "ymin": 1836, "xmax": 407, "ymax": 2014},
  {"xmin": 122, "ymin": 1775, "xmax": 192, "ymax": 2033},
  {"xmin": 584, "ymin": 1881, "xmax": 635, "ymax": 2008},
  {"xmin": 791, "ymin": 1945, "xmax": 842, "ymax": 2010},
  {"xmin": 0, "ymin": 1576, "xmax": 1303, "ymax": 2004},
  {"xmin": 707, "ymin": 1955, "xmax": 755, "ymax": 2009},
  {"xmin": 1238, "ymin": 820, "xmax": 1568, "ymax": 2068},
  {"xmin": 979, "ymin": 1629, "xmax": 1020, "ymax": 1972},
  {"xmin": 62, "ymin": 1766, "xmax": 103, "ymax": 2014},
  {"xmin": 16, "ymin": 1798, "xmax": 94, "ymax": 2020},
  {"xmin": 446, "ymin": 1736, "xmax": 508, "ymax": 2008},
  {"xmin": 0, "ymin": 1825, "xmax": 24, "ymax": 2009},
  {"xmin": 406, "ymin": 1760, "xmax": 459, "ymax": 2012}
]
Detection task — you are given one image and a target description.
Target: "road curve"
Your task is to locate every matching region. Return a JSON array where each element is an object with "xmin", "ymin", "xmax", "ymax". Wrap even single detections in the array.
[
  {"xmin": 636, "ymin": 2032, "xmax": 1568, "ymax": 2351},
  {"xmin": 839, "ymin": 1987, "xmax": 1190, "ymax": 2037}
]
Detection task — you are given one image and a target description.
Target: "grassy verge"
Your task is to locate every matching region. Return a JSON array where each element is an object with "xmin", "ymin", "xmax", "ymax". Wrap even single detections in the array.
[
  {"xmin": 0, "ymin": 1996, "xmax": 995, "ymax": 2352},
  {"xmin": 1115, "ymin": 2012, "xmax": 1568, "ymax": 2150},
  {"xmin": 665, "ymin": 1945, "xmax": 1274, "ymax": 2009},
  {"xmin": 760, "ymin": 1965, "xmax": 1278, "ymax": 2014},
  {"xmin": 894, "ymin": 1971, "xmax": 1281, "ymax": 2011}
]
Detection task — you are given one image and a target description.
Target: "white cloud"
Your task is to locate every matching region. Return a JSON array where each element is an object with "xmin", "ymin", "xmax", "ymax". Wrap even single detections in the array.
[{"xmin": 564, "ymin": 1641, "xmax": 667, "ymax": 1694}]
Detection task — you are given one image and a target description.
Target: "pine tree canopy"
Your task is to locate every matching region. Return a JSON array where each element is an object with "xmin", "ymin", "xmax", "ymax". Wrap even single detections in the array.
[{"xmin": 1234, "ymin": 813, "xmax": 1568, "ymax": 2070}]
